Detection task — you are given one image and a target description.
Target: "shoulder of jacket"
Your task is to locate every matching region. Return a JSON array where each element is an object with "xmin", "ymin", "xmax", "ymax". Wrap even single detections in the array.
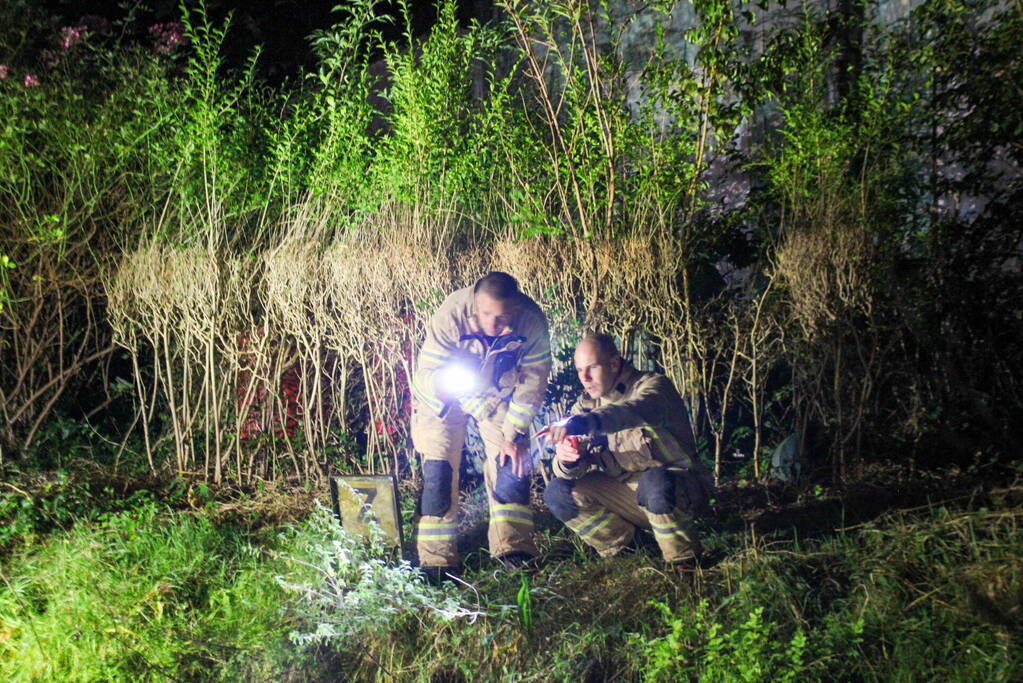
[
  {"xmin": 621, "ymin": 370, "xmax": 673, "ymax": 397},
  {"xmin": 439, "ymin": 285, "xmax": 474, "ymax": 312},
  {"xmin": 515, "ymin": 293, "xmax": 549, "ymax": 331},
  {"xmin": 431, "ymin": 286, "xmax": 473, "ymax": 322},
  {"xmin": 631, "ymin": 368, "xmax": 672, "ymax": 385},
  {"xmin": 635, "ymin": 373, "xmax": 686, "ymax": 409}
]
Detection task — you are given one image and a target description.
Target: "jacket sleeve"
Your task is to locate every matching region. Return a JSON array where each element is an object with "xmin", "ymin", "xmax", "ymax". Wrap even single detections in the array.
[
  {"xmin": 591, "ymin": 374, "xmax": 685, "ymax": 437},
  {"xmin": 411, "ymin": 308, "xmax": 461, "ymax": 414},
  {"xmin": 500, "ymin": 318, "xmax": 552, "ymax": 442},
  {"xmin": 550, "ymin": 398, "xmax": 595, "ymax": 479},
  {"xmin": 551, "ymin": 455, "xmax": 595, "ymax": 479}
]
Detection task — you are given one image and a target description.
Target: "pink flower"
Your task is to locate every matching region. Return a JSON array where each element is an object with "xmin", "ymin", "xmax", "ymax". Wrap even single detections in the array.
[
  {"xmin": 24, "ymin": 73, "xmax": 40, "ymax": 87},
  {"xmin": 148, "ymin": 22, "xmax": 189, "ymax": 54},
  {"xmin": 60, "ymin": 25, "xmax": 86, "ymax": 51},
  {"xmin": 0, "ymin": 65, "xmax": 8, "ymax": 80}
]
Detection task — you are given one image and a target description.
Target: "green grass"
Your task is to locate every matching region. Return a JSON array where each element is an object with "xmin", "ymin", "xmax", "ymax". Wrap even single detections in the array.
[
  {"xmin": 326, "ymin": 497, "xmax": 1023, "ymax": 681},
  {"xmin": 0, "ymin": 500, "xmax": 314, "ymax": 681},
  {"xmin": 1, "ymin": 474, "xmax": 1021, "ymax": 681}
]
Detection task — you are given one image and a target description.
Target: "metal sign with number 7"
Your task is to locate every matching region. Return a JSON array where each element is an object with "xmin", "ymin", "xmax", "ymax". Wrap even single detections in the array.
[{"xmin": 329, "ymin": 475, "xmax": 405, "ymax": 552}]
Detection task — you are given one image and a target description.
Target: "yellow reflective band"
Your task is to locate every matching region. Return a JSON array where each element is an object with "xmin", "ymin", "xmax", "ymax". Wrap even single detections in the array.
[
  {"xmin": 412, "ymin": 376, "xmax": 443, "ymax": 412},
  {"xmin": 579, "ymin": 514, "xmax": 613, "ymax": 540},
  {"xmin": 571, "ymin": 510, "xmax": 612, "ymax": 539},
  {"xmin": 463, "ymin": 398, "xmax": 489, "ymax": 419},
  {"xmin": 419, "ymin": 346, "xmax": 449, "ymax": 363},
  {"xmin": 417, "ymin": 520, "xmax": 457, "ymax": 538},
  {"xmin": 644, "ymin": 426, "xmax": 685, "ymax": 465},
  {"xmin": 490, "ymin": 510, "xmax": 533, "ymax": 526},
  {"xmin": 507, "ymin": 402, "xmax": 534, "ymax": 421},
  {"xmin": 460, "ymin": 396, "xmax": 483, "ymax": 412},
  {"xmin": 574, "ymin": 510, "xmax": 604, "ymax": 527},
  {"xmin": 505, "ymin": 411, "xmax": 531, "ymax": 429},
  {"xmin": 492, "ymin": 503, "xmax": 531, "ymax": 514},
  {"xmin": 418, "ymin": 532, "xmax": 457, "ymax": 540},
  {"xmin": 521, "ymin": 351, "xmax": 550, "ymax": 365}
]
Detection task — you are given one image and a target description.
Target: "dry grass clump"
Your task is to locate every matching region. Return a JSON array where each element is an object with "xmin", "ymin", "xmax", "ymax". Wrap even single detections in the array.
[
  {"xmin": 108, "ymin": 202, "xmax": 526, "ymax": 481},
  {"xmin": 107, "ymin": 210, "xmax": 792, "ymax": 485},
  {"xmin": 492, "ymin": 235, "xmax": 586, "ymax": 335},
  {"xmin": 774, "ymin": 221, "xmax": 875, "ymax": 342},
  {"xmin": 108, "ymin": 243, "xmax": 238, "ymax": 477},
  {"xmin": 773, "ymin": 216, "xmax": 889, "ymax": 476},
  {"xmin": 105, "ymin": 195, "xmax": 803, "ymax": 485}
]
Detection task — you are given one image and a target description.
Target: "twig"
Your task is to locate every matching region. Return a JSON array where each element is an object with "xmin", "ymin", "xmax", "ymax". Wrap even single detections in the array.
[{"xmin": 0, "ymin": 481, "xmax": 32, "ymax": 498}]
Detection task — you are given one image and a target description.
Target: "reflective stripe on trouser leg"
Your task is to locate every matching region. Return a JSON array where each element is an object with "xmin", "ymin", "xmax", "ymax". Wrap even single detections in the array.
[
  {"xmin": 478, "ymin": 414, "xmax": 538, "ymax": 558},
  {"xmin": 562, "ymin": 471, "xmax": 638, "ymax": 557},
  {"xmin": 641, "ymin": 471, "xmax": 700, "ymax": 562},
  {"xmin": 411, "ymin": 400, "xmax": 466, "ymax": 567},
  {"xmin": 646, "ymin": 510, "xmax": 699, "ymax": 562}
]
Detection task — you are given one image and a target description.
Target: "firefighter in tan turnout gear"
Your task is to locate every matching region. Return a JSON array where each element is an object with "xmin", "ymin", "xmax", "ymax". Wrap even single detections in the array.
[
  {"xmin": 542, "ymin": 334, "xmax": 713, "ymax": 570},
  {"xmin": 411, "ymin": 272, "xmax": 552, "ymax": 582}
]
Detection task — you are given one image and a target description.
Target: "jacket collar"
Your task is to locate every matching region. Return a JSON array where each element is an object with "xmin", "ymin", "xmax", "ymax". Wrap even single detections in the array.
[{"xmin": 598, "ymin": 361, "xmax": 639, "ymax": 403}]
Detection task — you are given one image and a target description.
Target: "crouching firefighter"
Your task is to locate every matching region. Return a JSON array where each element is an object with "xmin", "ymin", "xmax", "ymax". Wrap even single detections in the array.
[
  {"xmin": 542, "ymin": 334, "xmax": 713, "ymax": 573},
  {"xmin": 411, "ymin": 272, "xmax": 552, "ymax": 582}
]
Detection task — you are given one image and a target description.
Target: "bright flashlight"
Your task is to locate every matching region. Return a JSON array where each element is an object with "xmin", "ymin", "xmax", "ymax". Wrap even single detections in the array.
[{"xmin": 437, "ymin": 362, "xmax": 479, "ymax": 399}]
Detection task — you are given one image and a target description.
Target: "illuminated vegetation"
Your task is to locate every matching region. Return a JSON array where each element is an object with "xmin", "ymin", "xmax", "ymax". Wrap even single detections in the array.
[{"xmin": 1, "ymin": 0, "xmax": 1020, "ymax": 679}]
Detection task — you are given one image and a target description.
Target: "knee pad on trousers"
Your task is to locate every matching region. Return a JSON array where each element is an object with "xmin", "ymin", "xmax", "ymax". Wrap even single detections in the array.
[
  {"xmin": 493, "ymin": 458, "xmax": 531, "ymax": 505},
  {"xmin": 421, "ymin": 460, "xmax": 453, "ymax": 516},
  {"xmin": 636, "ymin": 467, "xmax": 676, "ymax": 514},
  {"xmin": 543, "ymin": 478, "xmax": 579, "ymax": 521}
]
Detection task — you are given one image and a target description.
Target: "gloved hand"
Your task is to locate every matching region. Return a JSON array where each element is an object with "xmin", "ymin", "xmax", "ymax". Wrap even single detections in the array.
[
  {"xmin": 562, "ymin": 414, "xmax": 596, "ymax": 436},
  {"xmin": 546, "ymin": 413, "xmax": 599, "ymax": 443}
]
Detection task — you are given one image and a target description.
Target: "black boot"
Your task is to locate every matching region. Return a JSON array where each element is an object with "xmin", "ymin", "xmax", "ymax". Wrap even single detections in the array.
[
  {"xmin": 495, "ymin": 551, "xmax": 539, "ymax": 573},
  {"xmin": 419, "ymin": 565, "xmax": 461, "ymax": 586},
  {"xmin": 670, "ymin": 553, "xmax": 703, "ymax": 583}
]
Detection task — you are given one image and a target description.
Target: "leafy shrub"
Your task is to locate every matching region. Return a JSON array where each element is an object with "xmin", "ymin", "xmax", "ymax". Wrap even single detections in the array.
[
  {"xmin": 634, "ymin": 598, "xmax": 814, "ymax": 682},
  {"xmin": 278, "ymin": 501, "xmax": 481, "ymax": 647}
]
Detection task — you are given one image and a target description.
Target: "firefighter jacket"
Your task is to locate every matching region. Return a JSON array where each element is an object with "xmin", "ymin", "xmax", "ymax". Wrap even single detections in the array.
[
  {"xmin": 551, "ymin": 362, "xmax": 709, "ymax": 483},
  {"xmin": 411, "ymin": 285, "xmax": 552, "ymax": 442}
]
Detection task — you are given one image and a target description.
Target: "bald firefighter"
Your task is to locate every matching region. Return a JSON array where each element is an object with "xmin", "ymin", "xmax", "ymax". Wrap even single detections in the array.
[
  {"xmin": 411, "ymin": 272, "xmax": 552, "ymax": 581},
  {"xmin": 542, "ymin": 334, "xmax": 713, "ymax": 571}
]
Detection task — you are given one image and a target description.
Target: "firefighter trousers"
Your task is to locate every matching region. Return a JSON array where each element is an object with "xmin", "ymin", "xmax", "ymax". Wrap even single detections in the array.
[
  {"xmin": 544, "ymin": 467, "xmax": 702, "ymax": 563},
  {"xmin": 412, "ymin": 401, "xmax": 538, "ymax": 568}
]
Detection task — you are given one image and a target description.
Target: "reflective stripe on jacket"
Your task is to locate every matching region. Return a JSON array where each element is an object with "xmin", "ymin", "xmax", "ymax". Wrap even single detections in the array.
[
  {"xmin": 412, "ymin": 285, "xmax": 552, "ymax": 441},
  {"xmin": 552, "ymin": 362, "xmax": 708, "ymax": 482}
]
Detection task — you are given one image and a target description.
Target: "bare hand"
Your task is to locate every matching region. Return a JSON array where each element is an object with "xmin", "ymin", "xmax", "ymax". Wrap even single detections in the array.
[
  {"xmin": 554, "ymin": 437, "xmax": 582, "ymax": 464},
  {"xmin": 500, "ymin": 439, "xmax": 531, "ymax": 478}
]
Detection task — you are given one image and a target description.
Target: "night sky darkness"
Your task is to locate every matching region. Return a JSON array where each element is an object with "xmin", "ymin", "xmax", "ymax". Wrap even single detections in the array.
[{"xmin": 39, "ymin": 0, "xmax": 496, "ymax": 81}]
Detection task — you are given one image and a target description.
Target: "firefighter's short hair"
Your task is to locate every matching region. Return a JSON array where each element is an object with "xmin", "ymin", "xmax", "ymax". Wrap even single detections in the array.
[
  {"xmin": 581, "ymin": 332, "xmax": 620, "ymax": 361},
  {"xmin": 474, "ymin": 271, "xmax": 520, "ymax": 301}
]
